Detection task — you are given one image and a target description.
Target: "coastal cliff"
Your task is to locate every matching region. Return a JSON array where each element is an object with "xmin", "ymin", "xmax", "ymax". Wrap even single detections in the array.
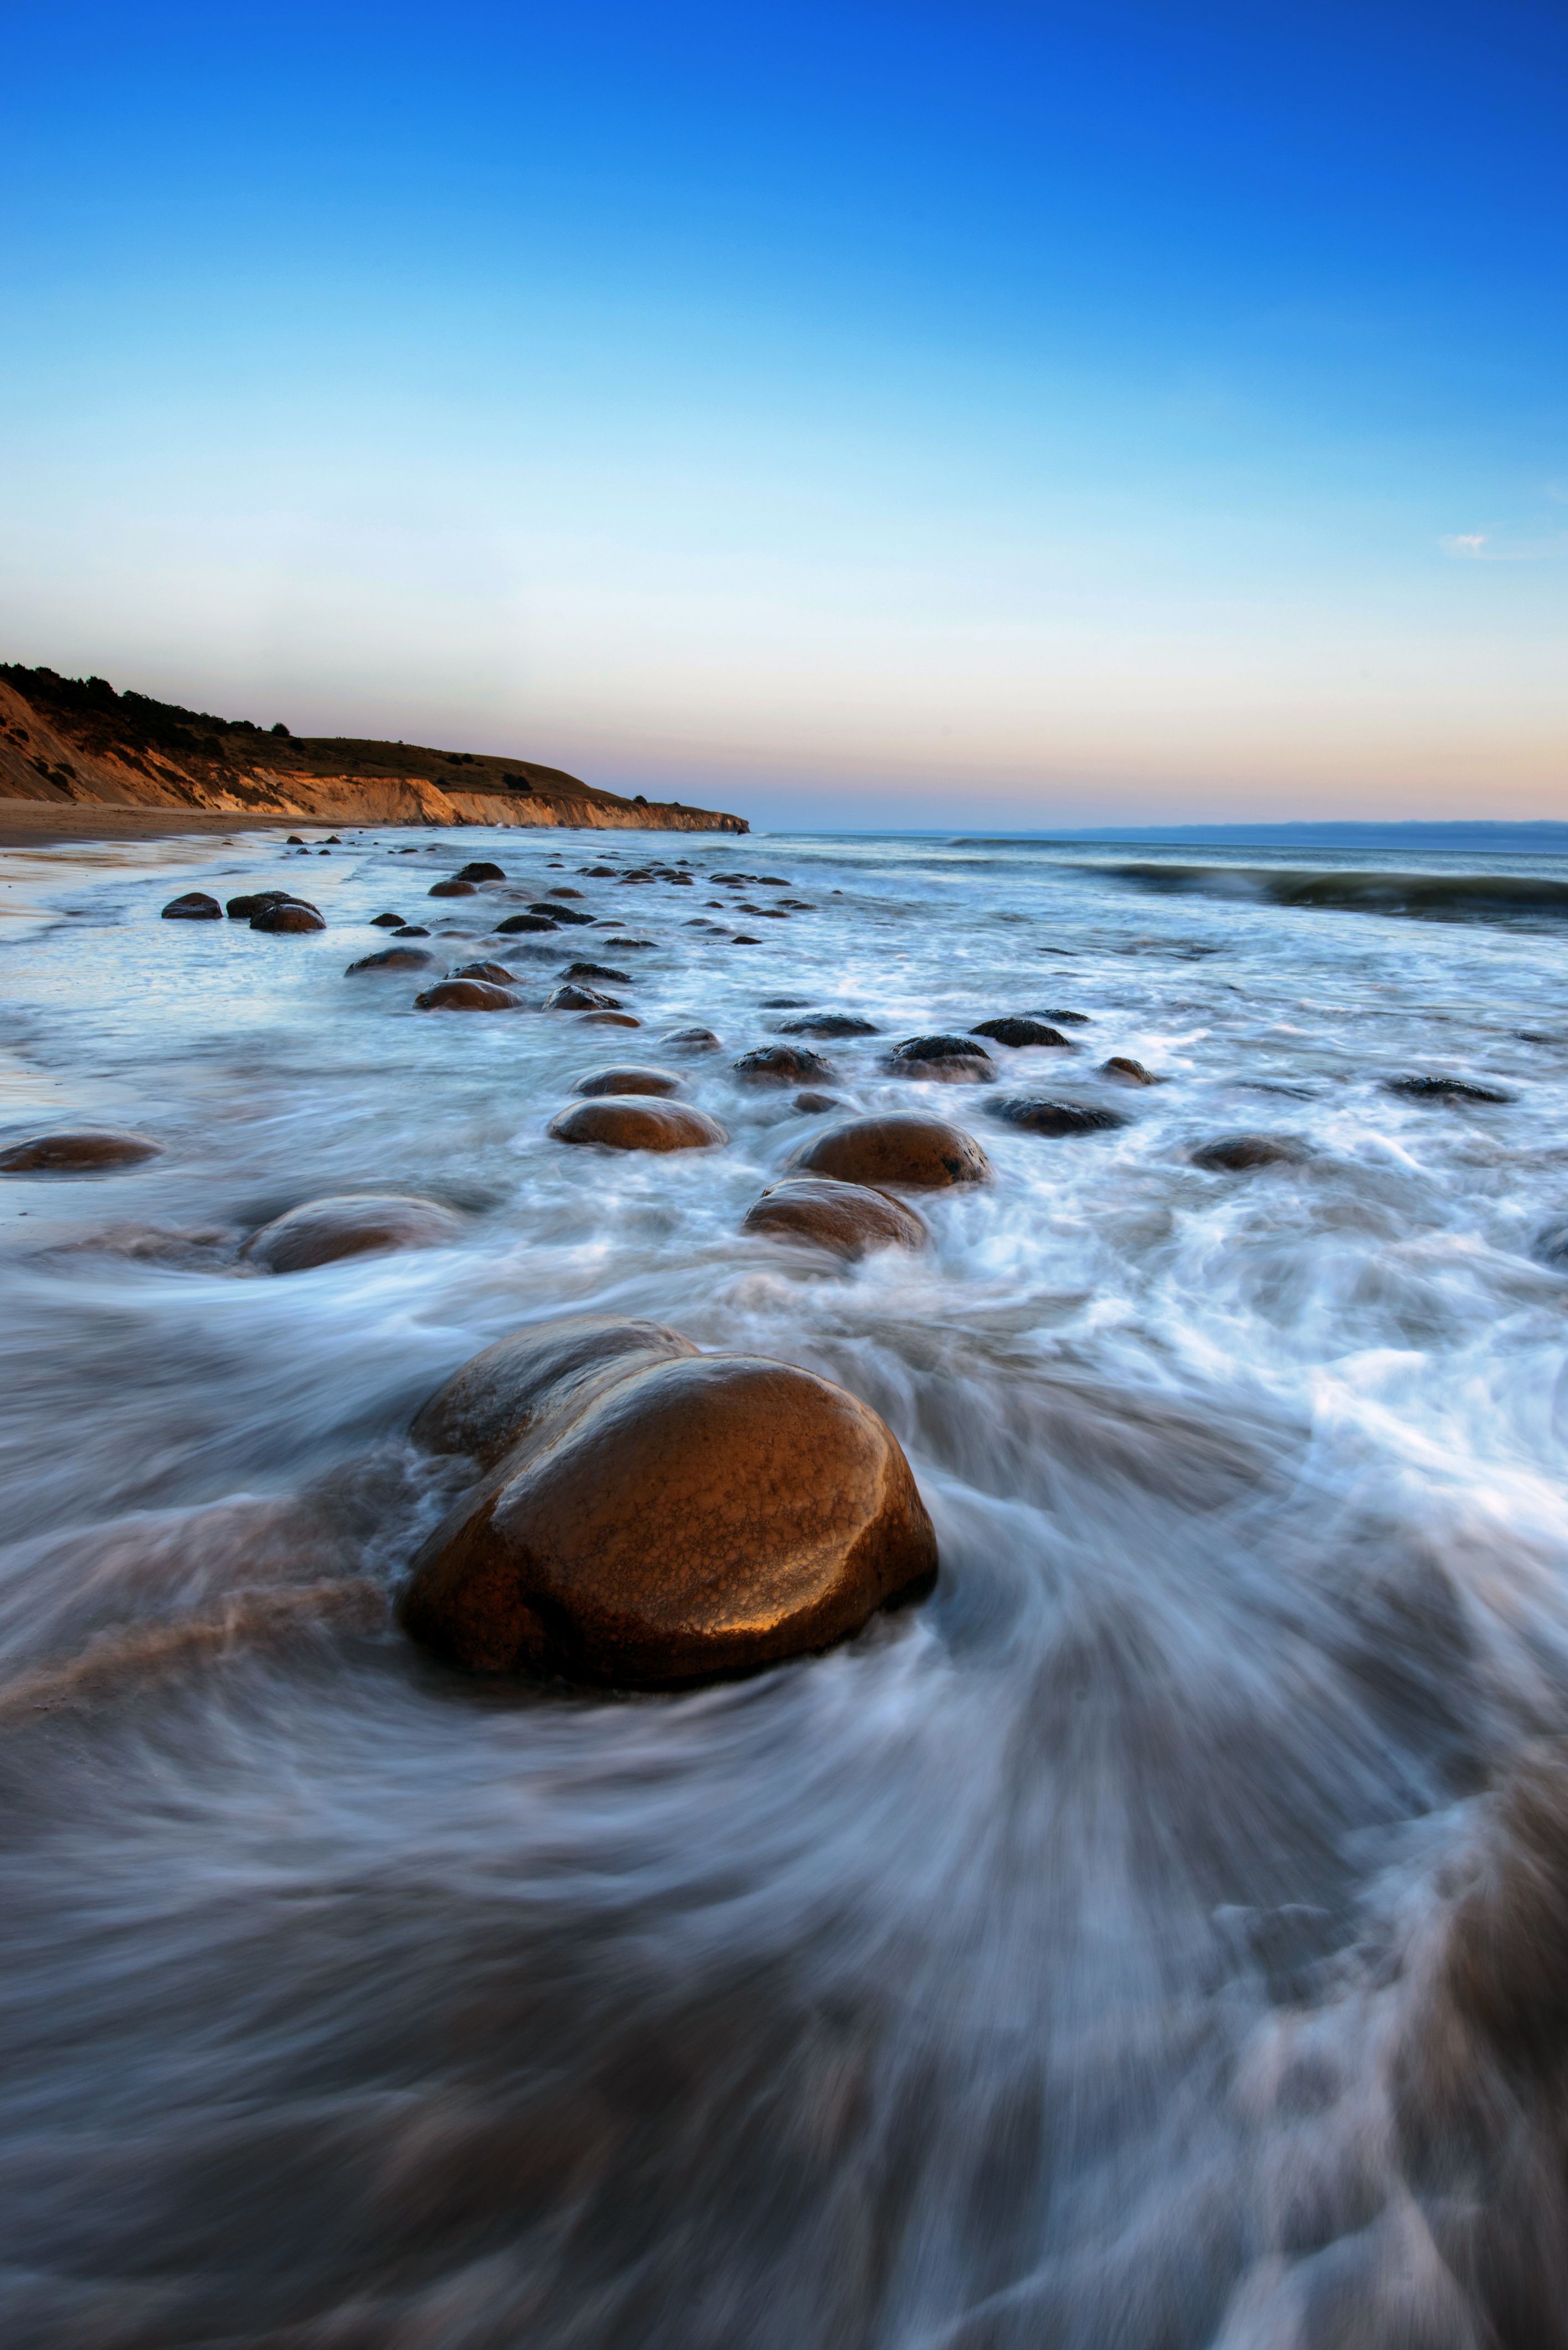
[{"xmin": 0, "ymin": 664, "xmax": 747, "ymax": 833}]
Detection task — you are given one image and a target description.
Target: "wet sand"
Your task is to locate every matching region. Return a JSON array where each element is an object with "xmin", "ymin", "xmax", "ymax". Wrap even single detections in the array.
[{"xmin": 0, "ymin": 798, "xmax": 341, "ymax": 850}]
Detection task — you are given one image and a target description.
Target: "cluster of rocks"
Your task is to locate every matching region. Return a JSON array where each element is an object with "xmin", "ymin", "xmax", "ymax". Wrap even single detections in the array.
[{"xmin": 163, "ymin": 888, "xmax": 325, "ymax": 934}]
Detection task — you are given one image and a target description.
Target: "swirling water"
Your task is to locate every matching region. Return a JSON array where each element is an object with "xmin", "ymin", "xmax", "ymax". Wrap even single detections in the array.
[{"xmin": 5, "ymin": 825, "xmax": 1568, "ymax": 2346}]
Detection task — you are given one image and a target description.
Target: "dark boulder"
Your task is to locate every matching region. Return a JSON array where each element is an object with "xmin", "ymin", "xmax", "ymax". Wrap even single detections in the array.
[
  {"xmin": 970, "ymin": 1018, "xmax": 1071, "ymax": 1049},
  {"xmin": 411, "ymin": 1313, "xmax": 700, "ymax": 1466},
  {"xmin": 985, "ymin": 1097, "xmax": 1126, "ymax": 1137},
  {"xmin": 370, "ymin": 911, "xmax": 407, "ymax": 928},
  {"xmin": 663, "ymin": 1027, "xmax": 723, "ymax": 1051},
  {"xmin": 776, "ymin": 1013, "xmax": 881, "ymax": 1037},
  {"xmin": 413, "ymin": 979, "xmax": 516, "ymax": 1011},
  {"xmin": 1030, "ymin": 1008, "xmax": 1092, "ymax": 1025},
  {"xmin": 455, "ymin": 862, "xmax": 506, "ymax": 883},
  {"xmin": 429, "ymin": 879, "xmax": 477, "ymax": 898},
  {"xmin": 580, "ymin": 1011, "xmax": 642, "ymax": 1028},
  {"xmin": 793, "ymin": 1091, "xmax": 842, "ymax": 1114},
  {"xmin": 345, "ymin": 945, "xmax": 437, "ymax": 974},
  {"xmin": 161, "ymin": 891, "xmax": 222, "ymax": 920},
  {"xmin": 1190, "ymin": 1134, "xmax": 1309, "ymax": 1171},
  {"xmin": 529, "ymin": 902, "xmax": 596, "ymax": 926},
  {"xmin": 547, "ymin": 1098, "xmax": 728, "ymax": 1152},
  {"xmin": 393, "ymin": 925, "xmax": 431, "ymax": 937},
  {"xmin": 0, "ymin": 1129, "xmax": 163, "ymax": 1173},
  {"xmin": 251, "ymin": 901, "xmax": 325, "ymax": 933},
  {"xmin": 791, "ymin": 1113, "xmax": 990, "ymax": 1190},
  {"xmin": 242, "ymin": 1192, "xmax": 466, "ymax": 1274},
  {"xmin": 574, "ymin": 1066, "xmax": 684, "ymax": 1098},
  {"xmin": 734, "ymin": 1044, "xmax": 834, "ymax": 1084},
  {"xmin": 546, "ymin": 983, "xmax": 621, "ymax": 1011},
  {"xmin": 561, "ymin": 961, "xmax": 632, "ymax": 985},
  {"xmin": 227, "ymin": 890, "xmax": 298, "ymax": 919},
  {"xmin": 496, "ymin": 914, "xmax": 559, "ymax": 933},
  {"xmin": 744, "ymin": 1176, "xmax": 927, "ymax": 1260},
  {"xmin": 450, "ymin": 961, "xmax": 516, "ymax": 984},
  {"xmin": 1384, "ymin": 1077, "xmax": 1514, "ymax": 1105},
  {"xmin": 1103, "ymin": 1057, "xmax": 1161, "ymax": 1085},
  {"xmin": 398, "ymin": 1350, "xmax": 938, "ymax": 1685}
]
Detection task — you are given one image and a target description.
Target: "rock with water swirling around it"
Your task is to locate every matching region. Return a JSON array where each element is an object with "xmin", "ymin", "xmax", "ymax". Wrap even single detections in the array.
[
  {"xmin": 970, "ymin": 1017, "xmax": 1071, "ymax": 1049},
  {"xmin": 987, "ymin": 1097, "xmax": 1126, "ymax": 1137},
  {"xmin": 791, "ymin": 1112, "xmax": 990, "ymax": 1190},
  {"xmin": 744, "ymin": 1175, "xmax": 927, "ymax": 1260},
  {"xmin": 0, "ymin": 1129, "xmax": 163, "ymax": 1173},
  {"xmin": 530, "ymin": 901, "xmax": 596, "ymax": 926},
  {"xmin": 412, "ymin": 1313, "xmax": 700, "ymax": 1466},
  {"xmin": 1190, "ymin": 1133, "xmax": 1308, "ymax": 1171},
  {"xmin": 414, "ymin": 979, "xmax": 516, "ymax": 1012},
  {"xmin": 547, "ymin": 1097, "xmax": 726, "ymax": 1152},
  {"xmin": 449, "ymin": 960, "xmax": 516, "ymax": 985},
  {"xmin": 398, "ymin": 1351, "xmax": 938, "ymax": 1685},
  {"xmin": 345, "ymin": 945, "xmax": 435, "ymax": 974},
  {"xmin": 888, "ymin": 1035, "xmax": 994, "ymax": 1082},
  {"xmin": 242, "ymin": 1193, "xmax": 466, "ymax": 1274},
  {"xmin": 560, "ymin": 961, "xmax": 632, "ymax": 986},
  {"xmin": 1102, "ymin": 1056, "xmax": 1161, "ymax": 1085},
  {"xmin": 734, "ymin": 1044, "xmax": 834, "ymax": 1085},
  {"xmin": 370, "ymin": 911, "xmax": 406, "ymax": 928},
  {"xmin": 162, "ymin": 890, "xmax": 221, "ymax": 920},
  {"xmin": 228, "ymin": 890, "xmax": 300, "ymax": 920},
  {"xmin": 1384, "ymin": 1076, "xmax": 1514, "ymax": 1105},
  {"xmin": 428, "ymin": 879, "xmax": 477, "ymax": 899},
  {"xmin": 775, "ymin": 1012, "xmax": 881, "ymax": 1038},
  {"xmin": 663, "ymin": 1026, "xmax": 723, "ymax": 1052},
  {"xmin": 455, "ymin": 862, "xmax": 505, "ymax": 883},
  {"xmin": 251, "ymin": 900, "xmax": 325, "ymax": 934},
  {"xmin": 546, "ymin": 982, "xmax": 621, "ymax": 1012},
  {"xmin": 495, "ymin": 913, "xmax": 559, "ymax": 934},
  {"xmin": 574, "ymin": 1065, "xmax": 684, "ymax": 1098}
]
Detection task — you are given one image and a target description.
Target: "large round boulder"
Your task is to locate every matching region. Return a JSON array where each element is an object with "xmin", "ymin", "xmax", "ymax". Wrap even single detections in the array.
[
  {"xmin": 985, "ymin": 1097, "xmax": 1126, "ymax": 1137},
  {"xmin": 970, "ymin": 1017, "xmax": 1071, "ymax": 1049},
  {"xmin": 663, "ymin": 1026, "xmax": 723, "ymax": 1051},
  {"xmin": 450, "ymin": 959, "xmax": 516, "ymax": 984},
  {"xmin": 574, "ymin": 1065, "xmax": 684, "ymax": 1098},
  {"xmin": 734, "ymin": 1044, "xmax": 834, "ymax": 1084},
  {"xmin": 228, "ymin": 890, "xmax": 300, "ymax": 920},
  {"xmin": 530, "ymin": 902, "xmax": 595, "ymax": 926},
  {"xmin": 411, "ymin": 1313, "xmax": 700, "ymax": 1466},
  {"xmin": 414, "ymin": 979, "xmax": 516, "ymax": 1011},
  {"xmin": 398, "ymin": 1352, "xmax": 938, "ymax": 1685},
  {"xmin": 744, "ymin": 1176, "xmax": 927, "ymax": 1260},
  {"xmin": 162, "ymin": 890, "xmax": 221, "ymax": 920},
  {"xmin": 242, "ymin": 1192, "xmax": 466, "ymax": 1274},
  {"xmin": 887, "ymin": 1034, "xmax": 994, "ymax": 1082},
  {"xmin": 547, "ymin": 1098, "xmax": 728, "ymax": 1151},
  {"xmin": 790, "ymin": 1112, "xmax": 990, "ymax": 1190},
  {"xmin": 251, "ymin": 900, "xmax": 325, "ymax": 934},
  {"xmin": 0, "ymin": 1129, "xmax": 163, "ymax": 1173}
]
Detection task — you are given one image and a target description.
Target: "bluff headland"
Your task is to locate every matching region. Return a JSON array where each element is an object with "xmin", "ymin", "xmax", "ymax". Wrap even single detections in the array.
[{"xmin": 0, "ymin": 663, "xmax": 747, "ymax": 833}]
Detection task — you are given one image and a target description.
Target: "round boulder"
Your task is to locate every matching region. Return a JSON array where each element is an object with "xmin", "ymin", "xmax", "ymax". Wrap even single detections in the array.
[
  {"xmin": 455, "ymin": 862, "xmax": 505, "ymax": 883},
  {"xmin": 450, "ymin": 959, "xmax": 516, "ymax": 984},
  {"xmin": 776, "ymin": 1013, "xmax": 881, "ymax": 1038},
  {"xmin": 242, "ymin": 1192, "xmax": 466, "ymax": 1274},
  {"xmin": 251, "ymin": 901, "xmax": 325, "ymax": 934},
  {"xmin": 734, "ymin": 1044, "xmax": 834, "ymax": 1084},
  {"xmin": 574, "ymin": 1066, "xmax": 684, "ymax": 1098},
  {"xmin": 496, "ymin": 914, "xmax": 559, "ymax": 934},
  {"xmin": 580, "ymin": 1011, "xmax": 641, "ymax": 1028},
  {"xmin": 970, "ymin": 1018, "xmax": 1071, "ymax": 1049},
  {"xmin": 530, "ymin": 902, "xmax": 595, "ymax": 926},
  {"xmin": 411, "ymin": 1313, "xmax": 700, "ymax": 1466},
  {"xmin": 429, "ymin": 879, "xmax": 477, "ymax": 898},
  {"xmin": 0, "ymin": 1128, "xmax": 163, "ymax": 1173},
  {"xmin": 546, "ymin": 982, "xmax": 620, "ymax": 1011},
  {"xmin": 1190, "ymin": 1133, "xmax": 1309, "ymax": 1172},
  {"xmin": 744, "ymin": 1176, "xmax": 927, "ymax": 1260},
  {"xmin": 985, "ymin": 1097, "xmax": 1126, "ymax": 1137},
  {"xmin": 414, "ymin": 979, "xmax": 516, "ymax": 1011},
  {"xmin": 397, "ymin": 1352, "xmax": 938, "ymax": 1685},
  {"xmin": 162, "ymin": 890, "xmax": 221, "ymax": 920},
  {"xmin": 345, "ymin": 945, "xmax": 435, "ymax": 974},
  {"xmin": 1103, "ymin": 1056, "xmax": 1160, "ymax": 1085},
  {"xmin": 547, "ymin": 1098, "xmax": 728, "ymax": 1152},
  {"xmin": 663, "ymin": 1026, "xmax": 723, "ymax": 1051},
  {"xmin": 888, "ymin": 1035, "xmax": 993, "ymax": 1081},
  {"xmin": 790, "ymin": 1112, "xmax": 990, "ymax": 1191},
  {"xmin": 370, "ymin": 911, "xmax": 407, "ymax": 928},
  {"xmin": 227, "ymin": 890, "xmax": 298, "ymax": 920}
]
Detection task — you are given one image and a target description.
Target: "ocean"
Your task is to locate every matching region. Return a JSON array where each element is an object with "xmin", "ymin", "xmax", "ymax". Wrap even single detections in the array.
[{"xmin": 4, "ymin": 820, "xmax": 1568, "ymax": 2346}]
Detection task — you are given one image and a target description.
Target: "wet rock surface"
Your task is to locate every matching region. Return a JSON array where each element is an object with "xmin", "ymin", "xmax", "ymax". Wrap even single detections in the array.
[
  {"xmin": 495, "ymin": 914, "xmax": 559, "ymax": 934},
  {"xmin": 1190, "ymin": 1133, "xmax": 1310, "ymax": 1171},
  {"xmin": 450, "ymin": 961, "xmax": 516, "ymax": 985},
  {"xmin": 530, "ymin": 902, "xmax": 596, "ymax": 926},
  {"xmin": 743, "ymin": 1175, "xmax": 928, "ymax": 1259},
  {"xmin": 241, "ymin": 1192, "xmax": 466, "ymax": 1274},
  {"xmin": 985, "ymin": 1097, "xmax": 1128, "ymax": 1137},
  {"xmin": 345, "ymin": 945, "xmax": 436, "ymax": 974},
  {"xmin": 970, "ymin": 1017, "xmax": 1071, "ymax": 1048},
  {"xmin": 548, "ymin": 1097, "xmax": 727, "ymax": 1151},
  {"xmin": 574, "ymin": 1066, "xmax": 684, "ymax": 1098},
  {"xmin": 1384, "ymin": 1076, "xmax": 1515, "ymax": 1104},
  {"xmin": 251, "ymin": 900, "xmax": 325, "ymax": 934},
  {"xmin": 791, "ymin": 1112, "xmax": 991, "ymax": 1190},
  {"xmin": 0, "ymin": 1128, "xmax": 164, "ymax": 1173},
  {"xmin": 734, "ymin": 1044, "xmax": 835, "ymax": 1084},
  {"xmin": 162, "ymin": 890, "xmax": 221, "ymax": 920},
  {"xmin": 413, "ymin": 979, "xmax": 516, "ymax": 1011},
  {"xmin": 455, "ymin": 862, "xmax": 506, "ymax": 883},
  {"xmin": 428, "ymin": 879, "xmax": 477, "ymax": 898},
  {"xmin": 663, "ymin": 1026, "xmax": 723, "ymax": 1051},
  {"xmin": 398, "ymin": 1350, "xmax": 938, "ymax": 1686},
  {"xmin": 412, "ymin": 1313, "xmax": 701, "ymax": 1466},
  {"xmin": 776, "ymin": 1012, "xmax": 881, "ymax": 1037},
  {"xmin": 546, "ymin": 983, "xmax": 621, "ymax": 1011},
  {"xmin": 1102, "ymin": 1056, "xmax": 1160, "ymax": 1084}
]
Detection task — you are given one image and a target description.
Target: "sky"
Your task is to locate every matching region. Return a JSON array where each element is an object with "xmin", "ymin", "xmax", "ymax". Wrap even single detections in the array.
[{"xmin": 2, "ymin": 0, "xmax": 1564, "ymax": 829}]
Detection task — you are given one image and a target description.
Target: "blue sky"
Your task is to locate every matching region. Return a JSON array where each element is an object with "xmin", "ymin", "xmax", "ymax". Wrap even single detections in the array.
[{"xmin": 2, "ymin": 0, "xmax": 1564, "ymax": 826}]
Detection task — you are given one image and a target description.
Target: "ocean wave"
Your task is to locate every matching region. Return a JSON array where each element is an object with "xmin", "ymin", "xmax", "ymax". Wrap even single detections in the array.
[{"xmin": 1103, "ymin": 862, "xmax": 1568, "ymax": 921}]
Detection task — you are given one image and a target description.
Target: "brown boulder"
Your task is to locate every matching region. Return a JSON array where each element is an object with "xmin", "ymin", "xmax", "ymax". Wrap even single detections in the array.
[
  {"xmin": 744, "ymin": 1176, "xmax": 927, "ymax": 1259},
  {"xmin": 162, "ymin": 890, "xmax": 221, "ymax": 920},
  {"xmin": 970, "ymin": 1018, "xmax": 1070, "ymax": 1049},
  {"xmin": 251, "ymin": 901, "xmax": 325, "ymax": 933},
  {"xmin": 546, "ymin": 982, "xmax": 620, "ymax": 1011},
  {"xmin": 414, "ymin": 979, "xmax": 516, "ymax": 1011},
  {"xmin": 345, "ymin": 946, "xmax": 435, "ymax": 974},
  {"xmin": 398, "ymin": 1351, "xmax": 938, "ymax": 1685},
  {"xmin": 429, "ymin": 879, "xmax": 477, "ymax": 898},
  {"xmin": 580, "ymin": 1011, "xmax": 641, "ymax": 1028},
  {"xmin": 663, "ymin": 1026, "xmax": 723, "ymax": 1051},
  {"xmin": 411, "ymin": 1313, "xmax": 700, "ymax": 1467},
  {"xmin": 887, "ymin": 1034, "xmax": 994, "ymax": 1082},
  {"xmin": 0, "ymin": 1129, "xmax": 163, "ymax": 1173},
  {"xmin": 450, "ymin": 959, "xmax": 516, "ymax": 984},
  {"xmin": 547, "ymin": 1097, "xmax": 728, "ymax": 1151},
  {"xmin": 985, "ymin": 1097, "xmax": 1126, "ymax": 1137},
  {"xmin": 455, "ymin": 861, "xmax": 506, "ymax": 883},
  {"xmin": 574, "ymin": 1065, "xmax": 684, "ymax": 1097},
  {"xmin": 495, "ymin": 914, "xmax": 559, "ymax": 934},
  {"xmin": 1103, "ymin": 1056, "xmax": 1161, "ymax": 1085},
  {"xmin": 734, "ymin": 1044, "xmax": 834, "ymax": 1084},
  {"xmin": 1190, "ymin": 1133, "xmax": 1310, "ymax": 1172},
  {"xmin": 242, "ymin": 1192, "xmax": 466, "ymax": 1274},
  {"xmin": 791, "ymin": 1112, "xmax": 990, "ymax": 1191}
]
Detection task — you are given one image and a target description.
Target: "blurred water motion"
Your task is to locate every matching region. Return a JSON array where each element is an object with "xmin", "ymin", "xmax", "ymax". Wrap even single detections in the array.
[{"xmin": 4, "ymin": 827, "xmax": 1568, "ymax": 2346}]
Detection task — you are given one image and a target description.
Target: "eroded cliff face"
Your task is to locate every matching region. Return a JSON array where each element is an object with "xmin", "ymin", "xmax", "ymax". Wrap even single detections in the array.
[{"xmin": 0, "ymin": 670, "xmax": 747, "ymax": 833}]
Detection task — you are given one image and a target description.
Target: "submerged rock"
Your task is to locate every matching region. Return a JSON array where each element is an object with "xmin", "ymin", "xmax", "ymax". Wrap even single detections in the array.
[
  {"xmin": 530, "ymin": 902, "xmax": 596, "ymax": 926},
  {"xmin": 888, "ymin": 1034, "xmax": 994, "ymax": 1082},
  {"xmin": 1190, "ymin": 1133, "xmax": 1309, "ymax": 1171},
  {"xmin": 744, "ymin": 1175, "xmax": 927, "ymax": 1260},
  {"xmin": 793, "ymin": 1090, "xmax": 842, "ymax": 1114},
  {"xmin": 412, "ymin": 1313, "xmax": 700, "ymax": 1466},
  {"xmin": 776, "ymin": 1013, "xmax": 881, "ymax": 1038},
  {"xmin": 0, "ymin": 1129, "xmax": 163, "ymax": 1173},
  {"xmin": 1103, "ymin": 1056, "xmax": 1161, "ymax": 1085},
  {"xmin": 398, "ymin": 1350, "xmax": 938, "ymax": 1685},
  {"xmin": 242, "ymin": 1192, "xmax": 466, "ymax": 1274},
  {"xmin": 1384, "ymin": 1076, "xmax": 1515, "ymax": 1105},
  {"xmin": 413, "ymin": 979, "xmax": 516, "ymax": 1011},
  {"xmin": 545, "ymin": 982, "xmax": 621, "ymax": 1011},
  {"xmin": 970, "ymin": 1017, "xmax": 1071, "ymax": 1048},
  {"xmin": 561, "ymin": 961, "xmax": 632, "ymax": 985},
  {"xmin": 986, "ymin": 1097, "xmax": 1126, "ymax": 1137},
  {"xmin": 580, "ymin": 1011, "xmax": 641, "ymax": 1028},
  {"xmin": 450, "ymin": 960, "xmax": 516, "ymax": 985},
  {"xmin": 251, "ymin": 900, "xmax": 325, "ymax": 934},
  {"xmin": 495, "ymin": 914, "xmax": 559, "ymax": 934},
  {"xmin": 428, "ymin": 879, "xmax": 477, "ymax": 898},
  {"xmin": 663, "ymin": 1026, "xmax": 723, "ymax": 1051},
  {"xmin": 455, "ymin": 861, "xmax": 506, "ymax": 883},
  {"xmin": 345, "ymin": 945, "xmax": 437, "ymax": 974},
  {"xmin": 547, "ymin": 1098, "xmax": 727, "ymax": 1151},
  {"xmin": 161, "ymin": 891, "xmax": 222, "ymax": 920},
  {"xmin": 791, "ymin": 1112, "xmax": 990, "ymax": 1190},
  {"xmin": 574, "ymin": 1066, "xmax": 684, "ymax": 1098},
  {"xmin": 734, "ymin": 1043, "xmax": 835, "ymax": 1085},
  {"xmin": 393, "ymin": 925, "xmax": 431, "ymax": 938}
]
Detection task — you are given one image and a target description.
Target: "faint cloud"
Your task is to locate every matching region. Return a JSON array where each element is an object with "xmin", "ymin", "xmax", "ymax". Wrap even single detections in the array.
[
  {"xmin": 1441, "ymin": 532, "xmax": 1488, "ymax": 558},
  {"xmin": 1441, "ymin": 528, "xmax": 1562, "ymax": 562}
]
